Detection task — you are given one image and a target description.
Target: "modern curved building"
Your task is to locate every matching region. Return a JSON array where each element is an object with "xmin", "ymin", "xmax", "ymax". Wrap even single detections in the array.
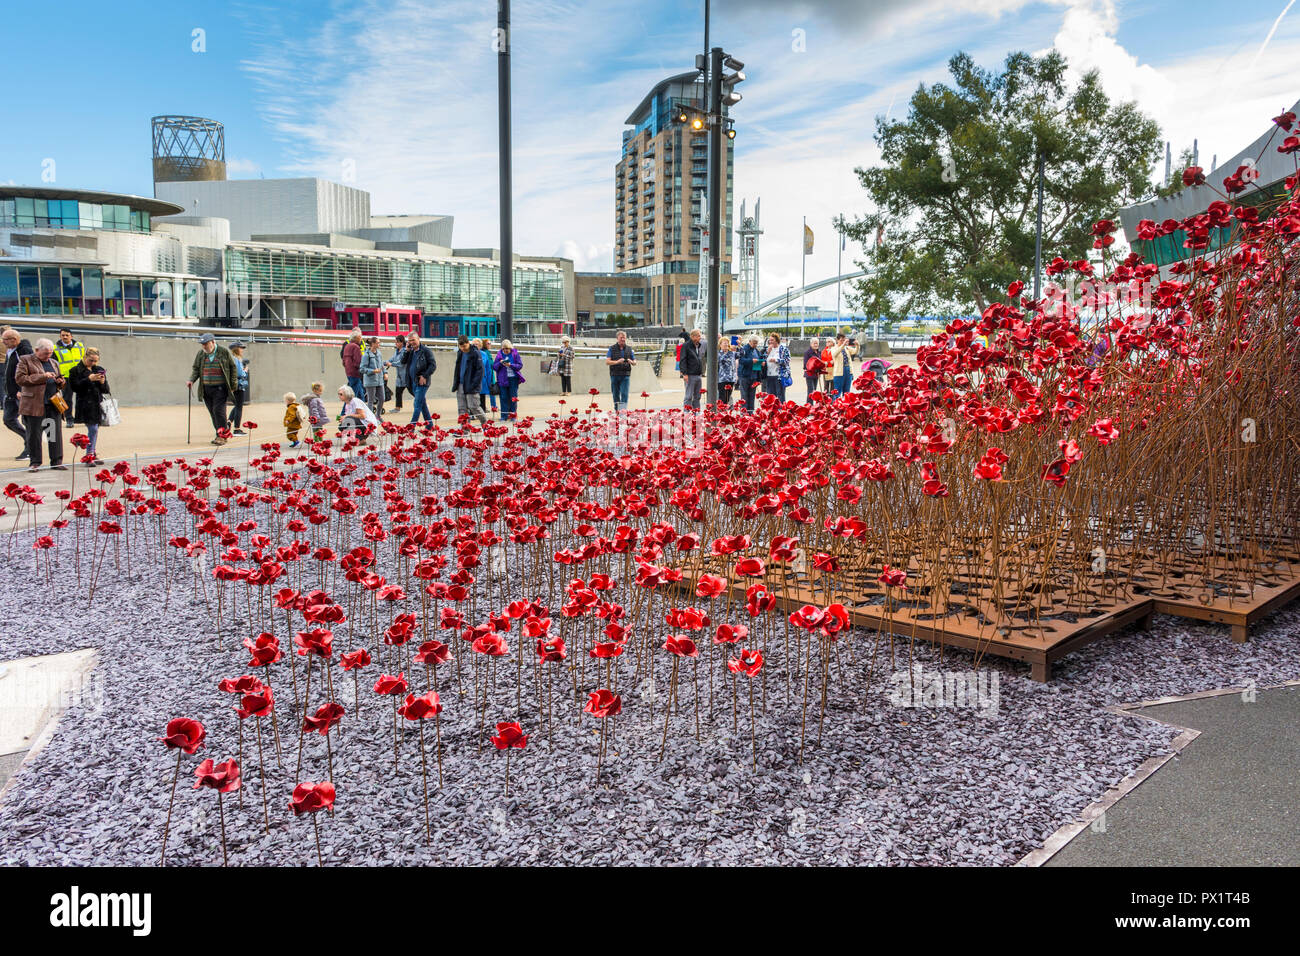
[
  {"xmin": 0, "ymin": 112, "xmax": 575, "ymax": 337},
  {"xmin": 1118, "ymin": 98, "xmax": 1300, "ymax": 269},
  {"xmin": 0, "ymin": 186, "xmax": 199, "ymax": 318},
  {"xmin": 1, "ymin": 178, "xmax": 570, "ymax": 336}
]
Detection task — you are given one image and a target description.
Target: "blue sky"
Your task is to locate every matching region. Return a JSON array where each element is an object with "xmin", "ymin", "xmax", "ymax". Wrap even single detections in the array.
[{"xmin": 3, "ymin": 0, "xmax": 1299, "ymax": 305}]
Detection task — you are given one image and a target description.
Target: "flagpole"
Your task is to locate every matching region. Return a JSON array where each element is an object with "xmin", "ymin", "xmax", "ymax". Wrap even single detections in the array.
[
  {"xmin": 800, "ymin": 216, "xmax": 806, "ymax": 338},
  {"xmin": 836, "ymin": 230, "xmax": 842, "ymax": 327}
]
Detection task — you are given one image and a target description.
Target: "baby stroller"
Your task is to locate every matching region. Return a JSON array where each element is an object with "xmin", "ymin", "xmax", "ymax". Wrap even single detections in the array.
[{"xmin": 863, "ymin": 358, "xmax": 892, "ymax": 384}]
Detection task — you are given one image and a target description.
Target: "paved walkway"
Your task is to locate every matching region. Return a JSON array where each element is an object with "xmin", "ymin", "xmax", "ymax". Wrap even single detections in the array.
[{"xmin": 1046, "ymin": 684, "xmax": 1300, "ymax": 866}]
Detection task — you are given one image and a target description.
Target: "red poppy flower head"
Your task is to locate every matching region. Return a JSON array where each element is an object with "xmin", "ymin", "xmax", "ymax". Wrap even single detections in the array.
[
  {"xmin": 727, "ymin": 648, "xmax": 764, "ymax": 677},
  {"xmin": 373, "ymin": 672, "xmax": 410, "ymax": 696},
  {"xmin": 695, "ymin": 573, "xmax": 727, "ymax": 599},
  {"xmin": 218, "ymin": 673, "xmax": 264, "ymax": 695},
  {"xmin": 398, "ymin": 691, "xmax": 442, "ymax": 720},
  {"xmin": 536, "ymin": 636, "xmax": 567, "ymax": 662},
  {"xmin": 339, "ymin": 648, "xmax": 372, "ymax": 671},
  {"xmin": 193, "ymin": 758, "xmax": 241, "ymax": 793},
  {"xmin": 490, "ymin": 721, "xmax": 528, "ymax": 749},
  {"xmin": 1041, "ymin": 458, "xmax": 1071, "ymax": 486},
  {"xmin": 302, "ymin": 701, "xmax": 345, "ymax": 734},
  {"xmin": 414, "ymin": 640, "xmax": 451, "ymax": 666},
  {"xmin": 236, "ymin": 685, "xmax": 275, "ymax": 720},
  {"xmin": 159, "ymin": 717, "xmax": 207, "ymax": 754},
  {"xmin": 290, "ymin": 781, "xmax": 336, "ymax": 815},
  {"xmin": 714, "ymin": 623, "xmax": 748, "ymax": 645},
  {"xmin": 878, "ymin": 565, "xmax": 909, "ymax": 589},
  {"xmin": 663, "ymin": 634, "xmax": 699, "ymax": 658},
  {"xmin": 583, "ymin": 689, "xmax": 622, "ymax": 719},
  {"xmin": 788, "ymin": 604, "xmax": 828, "ymax": 630}
]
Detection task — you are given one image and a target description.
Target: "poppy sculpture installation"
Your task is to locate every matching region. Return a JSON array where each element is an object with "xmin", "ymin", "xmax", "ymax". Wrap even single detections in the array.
[{"xmin": 4, "ymin": 108, "xmax": 1299, "ymax": 865}]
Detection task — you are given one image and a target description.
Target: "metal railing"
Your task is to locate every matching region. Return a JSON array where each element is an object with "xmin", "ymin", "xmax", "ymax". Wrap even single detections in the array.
[{"xmin": 0, "ymin": 315, "xmax": 617, "ymax": 358}]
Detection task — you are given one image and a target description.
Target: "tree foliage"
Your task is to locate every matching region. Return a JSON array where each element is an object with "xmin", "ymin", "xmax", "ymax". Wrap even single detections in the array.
[{"xmin": 836, "ymin": 50, "xmax": 1162, "ymax": 317}]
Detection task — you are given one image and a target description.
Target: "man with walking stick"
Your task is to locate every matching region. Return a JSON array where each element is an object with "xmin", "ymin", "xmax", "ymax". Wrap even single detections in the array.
[{"xmin": 186, "ymin": 333, "xmax": 237, "ymax": 446}]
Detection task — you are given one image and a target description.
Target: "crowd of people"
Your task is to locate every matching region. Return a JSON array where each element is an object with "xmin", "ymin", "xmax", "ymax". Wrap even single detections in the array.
[
  {"xmin": 641, "ymin": 327, "xmax": 869, "ymax": 413},
  {"xmin": 2, "ymin": 325, "xmax": 104, "ymax": 472},
  {"xmin": 3, "ymin": 324, "xmax": 886, "ymax": 469}
]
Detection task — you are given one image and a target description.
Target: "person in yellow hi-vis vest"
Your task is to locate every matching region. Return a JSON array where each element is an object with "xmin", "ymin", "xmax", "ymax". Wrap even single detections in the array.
[{"xmin": 54, "ymin": 328, "xmax": 86, "ymax": 426}]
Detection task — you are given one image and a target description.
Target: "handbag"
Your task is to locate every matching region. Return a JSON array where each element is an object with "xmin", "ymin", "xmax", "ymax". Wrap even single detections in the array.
[
  {"xmin": 781, "ymin": 372, "xmax": 793, "ymax": 389},
  {"xmin": 490, "ymin": 383, "xmax": 500, "ymax": 396},
  {"xmin": 100, "ymin": 396, "xmax": 121, "ymax": 427},
  {"xmin": 384, "ymin": 383, "xmax": 393, "ymax": 403},
  {"xmin": 547, "ymin": 359, "xmax": 559, "ymax": 376},
  {"xmin": 51, "ymin": 394, "xmax": 69, "ymax": 414}
]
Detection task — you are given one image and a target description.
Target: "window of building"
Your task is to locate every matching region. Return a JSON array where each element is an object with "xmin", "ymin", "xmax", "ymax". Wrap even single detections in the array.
[
  {"xmin": 592, "ymin": 286, "xmax": 618, "ymax": 304},
  {"xmin": 0, "ymin": 265, "xmax": 17, "ymax": 315},
  {"xmin": 620, "ymin": 287, "xmax": 645, "ymax": 305}
]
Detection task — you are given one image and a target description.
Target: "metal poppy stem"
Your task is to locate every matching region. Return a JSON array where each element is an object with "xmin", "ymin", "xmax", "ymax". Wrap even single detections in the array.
[
  {"xmin": 160, "ymin": 750, "xmax": 181, "ymax": 866},
  {"xmin": 419, "ymin": 719, "xmax": 430, "ymax": 843},
  {"xmin": 217, "ymin": 790, "xmax": 228, "ymax": 867},
  {"xmin": 255, "ymin": 716, "xmax": 269, "ymax": 833}
]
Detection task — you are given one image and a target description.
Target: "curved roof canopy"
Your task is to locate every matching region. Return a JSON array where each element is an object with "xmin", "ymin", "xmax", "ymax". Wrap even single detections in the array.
[{"xmin": 0, "ymin": 185, "xmax": 184, "ymax": 217}]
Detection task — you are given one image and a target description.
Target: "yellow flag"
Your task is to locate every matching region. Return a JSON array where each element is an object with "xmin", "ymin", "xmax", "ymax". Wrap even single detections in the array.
[{"xmin": 803, "ymin": 224, "xmax": 814, "ymax": 255}]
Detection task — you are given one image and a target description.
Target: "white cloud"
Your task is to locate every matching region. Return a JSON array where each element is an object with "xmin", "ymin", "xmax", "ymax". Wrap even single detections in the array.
[
  {"xmin": 235, "ymin": 0, "xmax": 1300, "ymax": 317},
  {"xmin": 1052, "ymin": 1, "xmax": 1175, "ymax": 112},
  {"xmin": 225, "ymin": 157, "xmax": 262, "ymax": 176}
]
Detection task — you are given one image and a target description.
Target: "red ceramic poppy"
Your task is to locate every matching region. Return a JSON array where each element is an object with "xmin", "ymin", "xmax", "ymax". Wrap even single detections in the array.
[
  {"xmin": 584, "ymin": 689, "xmax": 622, "ymax": 719},
  {"xmin": 727, "ymin": 649, "xmax": 764, "ymax": 677},
  {"xmin": 490, "ymin": 721, "xmax": 528, "ymax": 749},
  {"xmin": 290, "ymin": 781, "xmax": 336, "ymax": 815},
  {"xmin": 193, "ymin": 759, "xmax": 241, "ymax": 792},
  {"xmin": 398, "ymin": 691, "xmax": 442, "ymax": 719},
  {"xmin": 159, "ymin": 718, "xmax": 206, "ymax": 754},
  {"xmin": 373, "ymin": 673, "xmax": 410, "ymax": 696}
]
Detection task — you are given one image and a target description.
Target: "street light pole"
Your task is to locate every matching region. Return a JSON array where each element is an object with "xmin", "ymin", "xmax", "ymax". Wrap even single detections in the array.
[
  {"xmin": 497, "ymin": 0, "xmax": 514, "ymax": 341},
  {"xmin": 705, "ymin": 45, "xmax": 724, "ymax": 406}
]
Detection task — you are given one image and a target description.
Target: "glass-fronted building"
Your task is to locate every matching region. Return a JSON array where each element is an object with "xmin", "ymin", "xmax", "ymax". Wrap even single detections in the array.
[
  {"xmin": 0, "ymin": 183, "xmax": 570, "ymax": 335},
  {"xmin": 0, "ymin": 196, "xmax": 151, "ymax": 233},
  {"xmin": 0, "ymin": 264, "xmax": 184, "ymax": 317},
  {"xmin": 223, "ymin": 242, "xmax": 566, "ymax": 330},
  {"xmin": 0, "ymin": 186, "xmax": 200, "ymax": 319}
]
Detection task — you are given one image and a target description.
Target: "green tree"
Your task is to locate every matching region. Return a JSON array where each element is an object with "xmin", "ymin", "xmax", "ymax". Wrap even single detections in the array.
[
  {"xmin": 1156, "ymin": 146, "xmax": 1197, "ymax": 198},
  {"xmin": 836, "ymin": 50, "xmax": 1161, "ymax": 317}
]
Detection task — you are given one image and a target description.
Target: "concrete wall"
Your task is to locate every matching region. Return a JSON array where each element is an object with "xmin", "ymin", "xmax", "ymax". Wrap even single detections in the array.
[{"xmin": 80, "ymin": 336, "xmax": 660, "ymax": 406}]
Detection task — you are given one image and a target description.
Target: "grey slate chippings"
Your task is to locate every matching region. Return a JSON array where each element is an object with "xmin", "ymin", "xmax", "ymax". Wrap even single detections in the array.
[{"xmin": 0, "ymin": 503, "xmax": 1296, "ymax": 866}]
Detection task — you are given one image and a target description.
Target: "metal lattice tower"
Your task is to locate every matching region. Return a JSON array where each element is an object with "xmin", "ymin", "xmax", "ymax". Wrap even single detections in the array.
[
  {"xmin": 151, "ymin": 116, "xmax": 226, "ymax": 186},
  {"xmin": 736, "ymin": 197, "xmax": 762, "ymax": 317}
]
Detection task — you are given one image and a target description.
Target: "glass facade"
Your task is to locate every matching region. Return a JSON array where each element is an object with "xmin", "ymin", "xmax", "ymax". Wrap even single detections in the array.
[
  {"xmin": 592, "ymin": 287, "xmax": 618, "ymax": 304},
  {"xmin": 0, "ymin": 264, "xmax": 196, "ymax": 317},
  {"xmin": 0, "ymin": 198, "xmax": 150, "ymax": 233},
  {"xmin": 223, "ymin": 246, "xmax": 566, "ymax": 322}
]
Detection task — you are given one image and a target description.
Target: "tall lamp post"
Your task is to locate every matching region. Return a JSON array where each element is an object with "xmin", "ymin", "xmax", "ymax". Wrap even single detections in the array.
[
  {"xmin": 676, "ymin": 47, "xmax": 742, "ymax": 404},
  {"xmin": 497, "ymin": 0, "xmax": 514, "ymax": 341}
]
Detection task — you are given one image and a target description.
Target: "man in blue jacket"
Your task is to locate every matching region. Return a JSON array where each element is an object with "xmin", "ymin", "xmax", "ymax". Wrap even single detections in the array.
[
  {"xmin": 398, "ymin": 333, "xmax": 436, "ymax": 426},
  {"xmin": 451, "ymin": 335, "xmax": 487, "ymax": 424},
  {"xmin": 737, "ymin": 333, "xmax": 764, "ymax": 412}
]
